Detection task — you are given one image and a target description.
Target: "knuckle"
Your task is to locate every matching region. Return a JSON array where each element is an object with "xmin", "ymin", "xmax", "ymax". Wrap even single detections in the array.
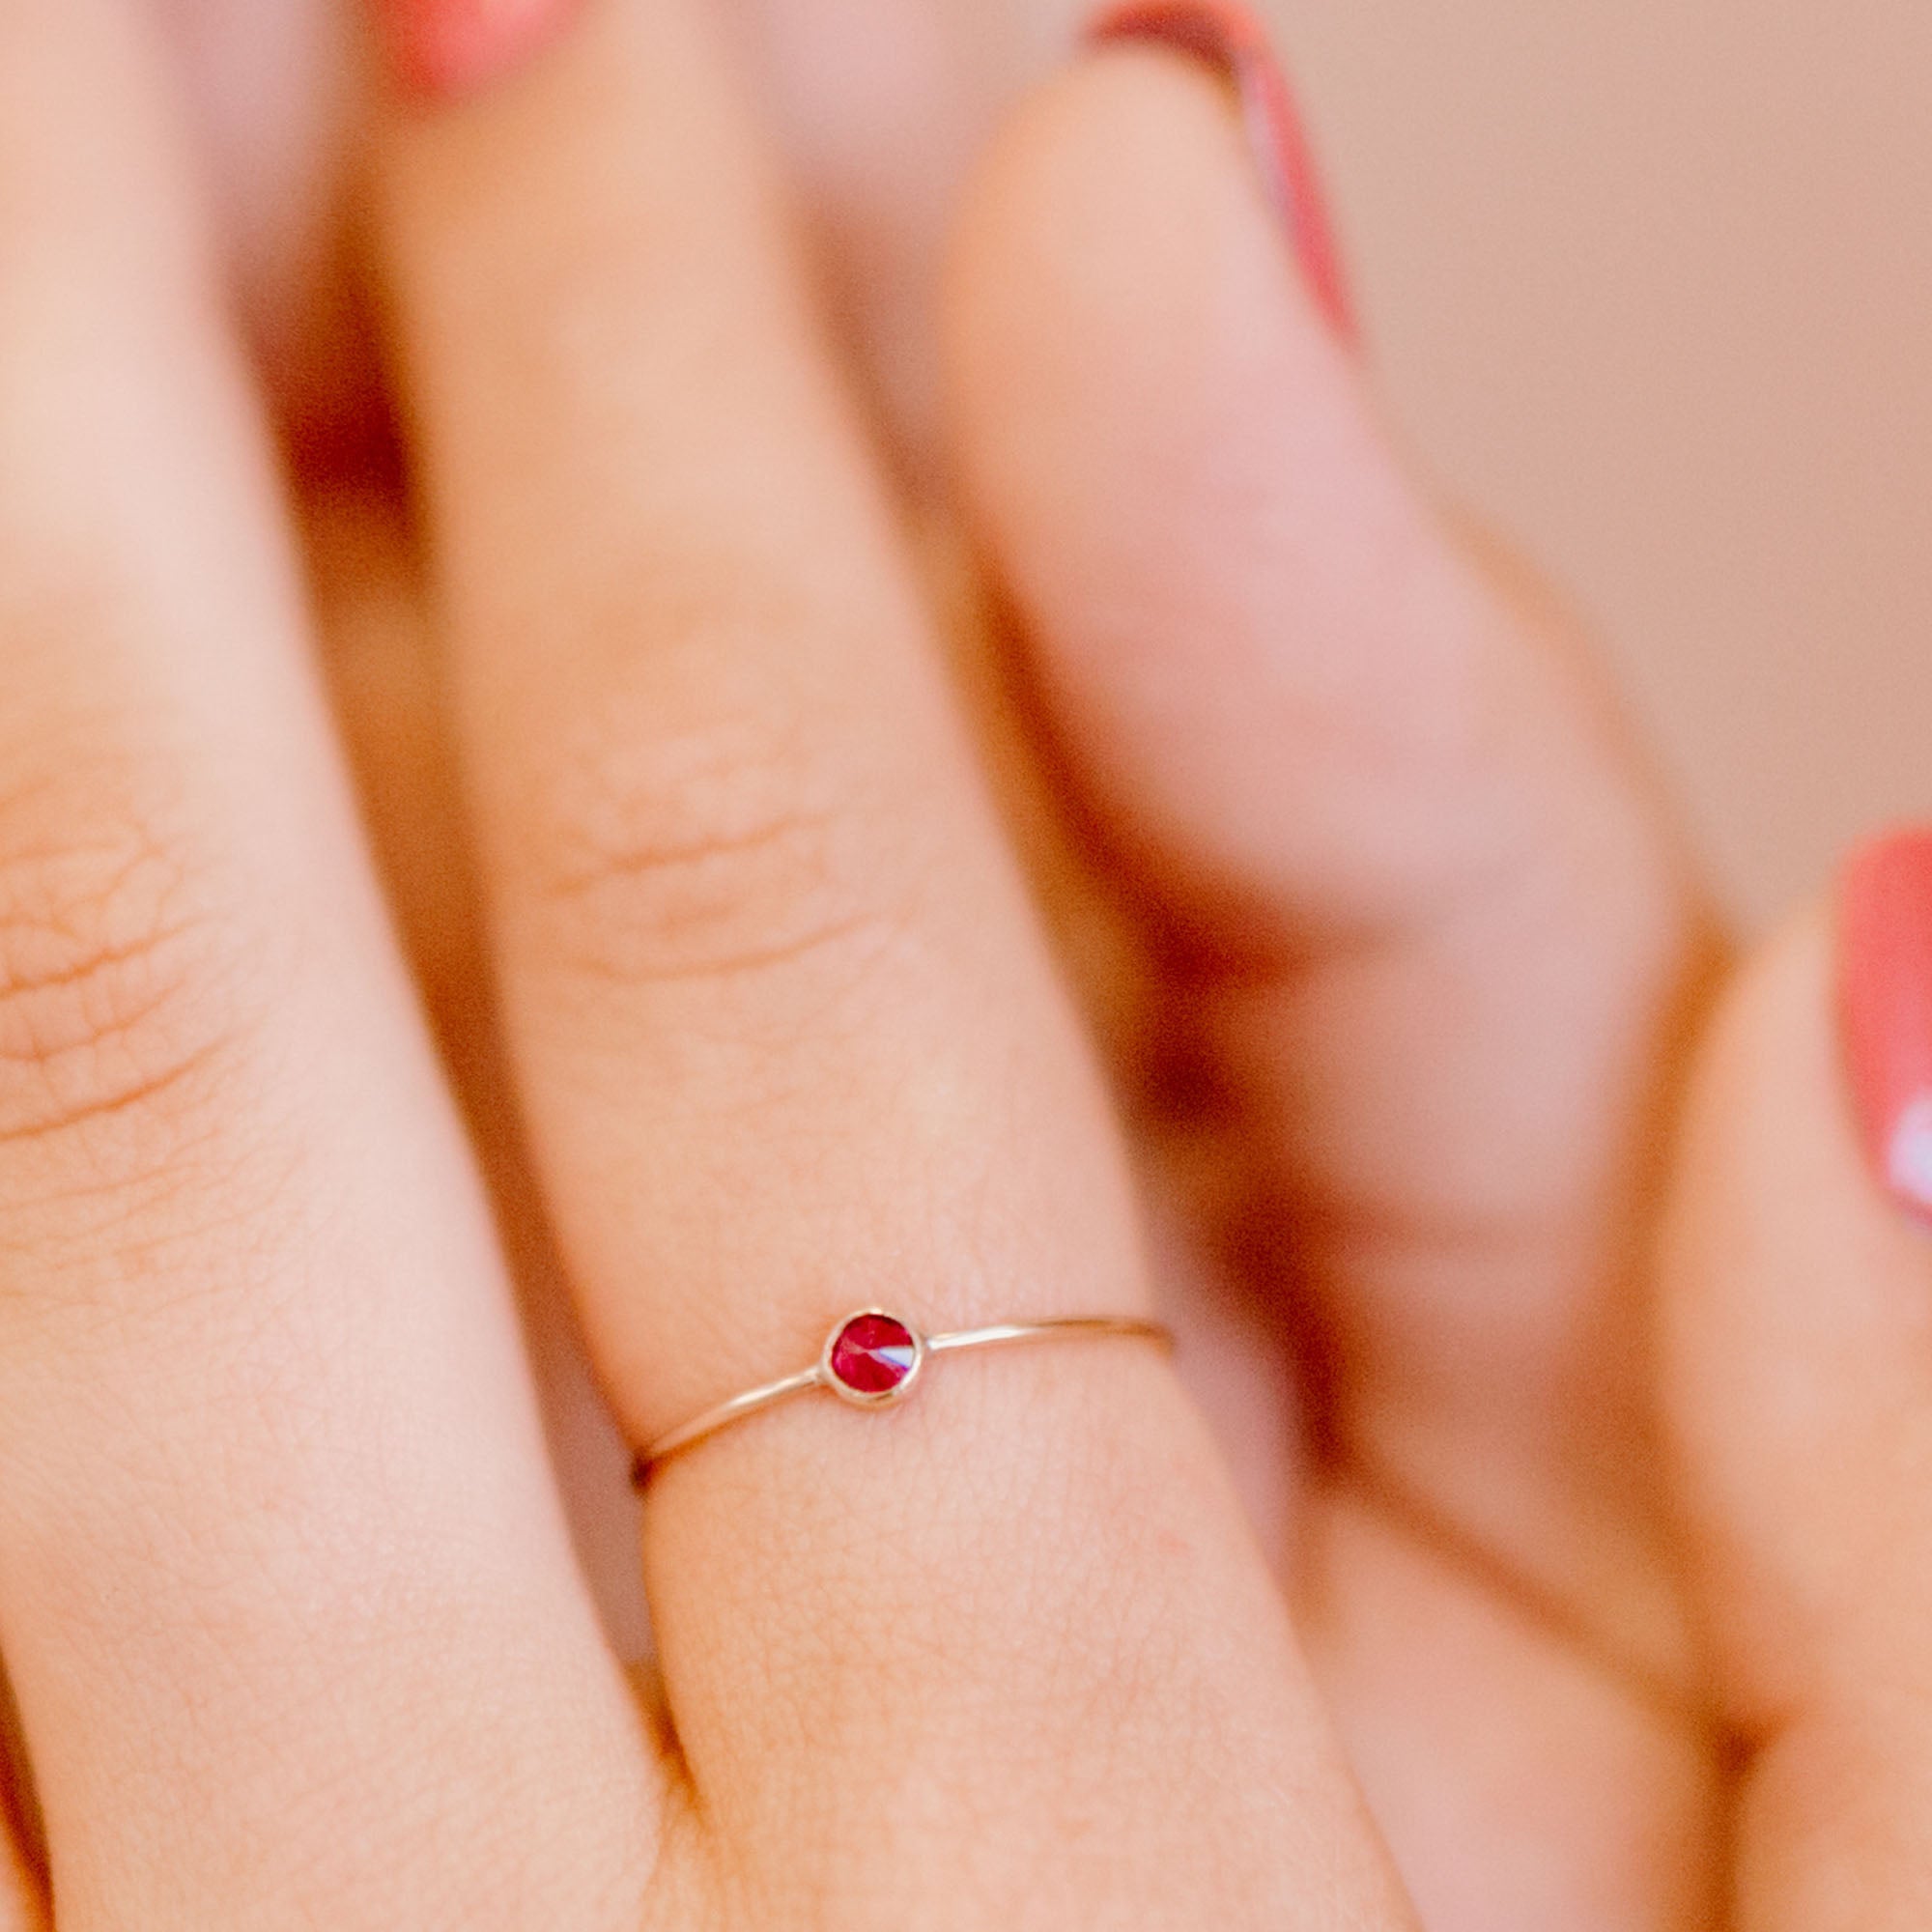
[
  {"xmin": 0, "ymin": 745, "xmax": 264, "ymax": 1163},
  {"xmin": 519, "ymin": 701, "xmax": 911, "ymax": 994}
]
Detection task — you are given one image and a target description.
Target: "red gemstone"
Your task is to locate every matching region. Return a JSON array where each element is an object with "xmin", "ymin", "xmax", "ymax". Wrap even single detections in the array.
[{"xmin": 828, "ymin": 1312, "xmax": 920, "ymax": 1396}]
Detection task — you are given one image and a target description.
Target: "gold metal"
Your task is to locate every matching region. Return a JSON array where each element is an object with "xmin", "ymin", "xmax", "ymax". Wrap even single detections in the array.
[{"xmin": 634, "ymin": 1310, "xmax": 1173, "ymax": 1482}]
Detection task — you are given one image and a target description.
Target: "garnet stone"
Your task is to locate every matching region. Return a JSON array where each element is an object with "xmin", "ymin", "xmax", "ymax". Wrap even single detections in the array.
[{"xmin": 825, "ymin": 1311, "xmax": 922, "ymax": 1403}]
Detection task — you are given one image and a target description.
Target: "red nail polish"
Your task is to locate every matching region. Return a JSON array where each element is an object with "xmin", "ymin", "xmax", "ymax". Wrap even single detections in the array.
[
  {"xmin": 376, "ymin": 0, "xmax": 573, "ymax": 99},
  {"xmin": 1085, "ymin": 0, "xmax": 1356, "ymax": 345},
  {"xmin": 1840, "ymin": 831, "xmax": 1932, "ymax": 1225}
]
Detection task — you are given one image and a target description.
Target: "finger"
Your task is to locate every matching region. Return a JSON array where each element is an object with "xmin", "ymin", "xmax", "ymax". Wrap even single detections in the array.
[
  {"xmin": 949, "ymin": 8, "xmax": 1718, "ymax": 1674},
  {"xmin": 0, "ymin": 2, "xmax": 651, "ymax": 1918},
  {"xmin": 374, "ymin": 1, "xmax": 1414, "ymax": 1920},
  {"xmin": 1662, "ymin": 836, "xmax": 1932, "ymax": 1928},
  {"xmin": 943, "ymin": 21, "xmax": 1723, "ymax": 1923},
  {"xmin": 145, "ymin": 0, "xmax": 374, "ymax": 452},
  {"xmin": 144, "ymin": 0, "xmax": 652, "ymax": 1654}
]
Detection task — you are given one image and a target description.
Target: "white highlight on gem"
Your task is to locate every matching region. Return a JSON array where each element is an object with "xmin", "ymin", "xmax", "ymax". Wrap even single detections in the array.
[{"xmin": 1886, "ymin": 1094, "xmax": 1932, "ymax": 1208}]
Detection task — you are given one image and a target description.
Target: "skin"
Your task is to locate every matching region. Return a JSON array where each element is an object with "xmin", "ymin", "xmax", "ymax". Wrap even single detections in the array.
[{"xmin": 0, "ymin": 0, "xmax": 1923, "ymax": 1923}]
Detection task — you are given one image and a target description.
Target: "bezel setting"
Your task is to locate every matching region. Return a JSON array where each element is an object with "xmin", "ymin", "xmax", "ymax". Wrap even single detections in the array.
[{"xmin": 820, "ymin": 1308, "xmax": 927, "ymax": 1407}]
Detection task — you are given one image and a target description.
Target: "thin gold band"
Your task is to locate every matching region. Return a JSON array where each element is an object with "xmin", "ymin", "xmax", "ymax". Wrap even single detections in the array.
[{"xmin": 634, "ymin": 1311, "xmax": 1173, "ymax": 1482}]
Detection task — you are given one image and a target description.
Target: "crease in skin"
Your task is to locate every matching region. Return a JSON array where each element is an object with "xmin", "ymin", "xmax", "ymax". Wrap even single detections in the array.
[
  {"xmin": 1320, "ymin": 1452, "xmax": 1718, "ymax": 1733},
  {"xmin": 0, "ymin": 1665, "xmax": 43, "ymax": 1897}
]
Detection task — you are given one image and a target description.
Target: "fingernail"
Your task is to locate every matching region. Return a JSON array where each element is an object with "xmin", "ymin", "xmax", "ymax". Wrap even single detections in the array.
[
  {"xmin": 375, "ymin": 0, "xmax": 574, "ymax": 99},
  {"xmin": 1085, "ymin": 0, "xmax": 1357, "ymax": 345},
  {"xmin": 1839, "ymin": 830, "xmax": 1932, "ymax": 1225}
]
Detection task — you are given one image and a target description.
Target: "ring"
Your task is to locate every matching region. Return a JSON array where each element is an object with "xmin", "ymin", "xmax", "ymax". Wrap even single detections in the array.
[{"xmin": 633, "ymin": 1307, "xmax": 1174, "ymax": 1480}]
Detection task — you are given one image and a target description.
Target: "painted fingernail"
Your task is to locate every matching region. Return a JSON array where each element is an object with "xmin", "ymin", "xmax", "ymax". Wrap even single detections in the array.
[
  {"xmin": 1085, "ymin": 0, "xmax": 1356, "ymax": 344},
  {"xmin": 1840, "ymin": 830, "xmax": 1932, "ymax": 1225},
  {"xmin": 375, "ymin": 0, "xmax": 574, "ymax": 99}
]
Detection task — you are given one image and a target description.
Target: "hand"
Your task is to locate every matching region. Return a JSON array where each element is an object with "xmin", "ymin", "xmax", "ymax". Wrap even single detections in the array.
[
  {"xmin": 2, "ymin": 1, "xmax": 1927, "ymax": 1927},
  {"xmin": 0, "ymin": 2, "xmax": 1420, "ymax": 1922}
]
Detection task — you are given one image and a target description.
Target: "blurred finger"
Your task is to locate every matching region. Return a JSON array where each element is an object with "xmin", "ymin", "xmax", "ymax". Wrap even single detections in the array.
[
  {"xmin": 710, "ymin": 0, "xmax": 1077, "ymax": 479},
  {"xmin": 950, "ymin": 0, "xmax": 1717, "ymax": 1687},
  {"xmin": 1663, "ymin": 837, "xmax": 1932, "ymax": 1928},
  {"xmin": 946, "ymin": 18, "xmax": 1723, "ymax": 1924}
]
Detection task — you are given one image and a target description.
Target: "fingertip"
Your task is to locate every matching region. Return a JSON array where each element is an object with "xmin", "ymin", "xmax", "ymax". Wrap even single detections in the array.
[
  {"xmin": 1083, "ymin": 0, "xmax": 1358, "ymax": 344},
  {"xmin": 943, "ymin": 38, "xmax": 1475, "ymax": 939},
  {"xmin": 1680, "ymin": 831, "xmax": 1932, "ymax": 1274},
  {"xmin": 947, "ymin": 39, "xmax": 1352, "ymax": 452},
  {"xmin": 1665, "ymin": 856, "xmax": 1932, "ymax": 1916},
  {"xmin": 1837, "ymin": 826, "xmax": 1932, "ymax": 1229},
  {"xmin": 374, "ymin": 0, "xmax": 575, "ymax": 100},
  {"xmin": 1662, "ymin": 889, "xmax": 1932, "ymax": 1690},
  {"xmin": 1667, "ymin": 904, "xmax": 1845, "ymax": 1280}
]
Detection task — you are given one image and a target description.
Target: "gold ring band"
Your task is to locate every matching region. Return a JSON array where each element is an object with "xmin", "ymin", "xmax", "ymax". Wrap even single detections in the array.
[{"xmin": 633, "ymin": 1308, "xmax": 1174, "ymax": 1482}]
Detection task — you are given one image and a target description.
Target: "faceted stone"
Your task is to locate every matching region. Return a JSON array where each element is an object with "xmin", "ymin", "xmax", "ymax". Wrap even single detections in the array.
[{"xmin": 828, "ymin": 1312, "xmax": 920, "ymax": 1396}]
